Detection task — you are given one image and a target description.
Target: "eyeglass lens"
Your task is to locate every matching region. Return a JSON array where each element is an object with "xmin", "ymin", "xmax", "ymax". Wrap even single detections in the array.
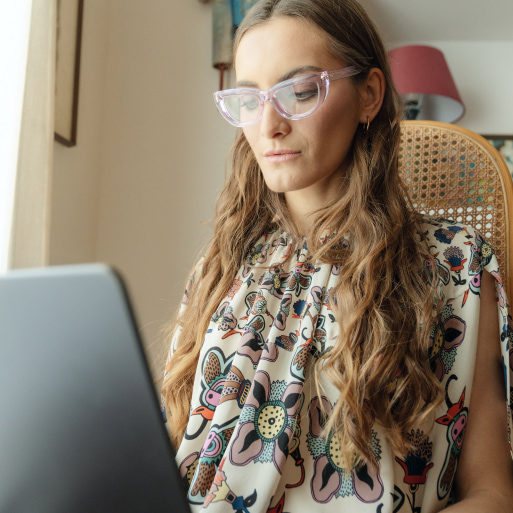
[{"xmin": 223, "ymin": 78, "xmax": 321, "ymax": 125}]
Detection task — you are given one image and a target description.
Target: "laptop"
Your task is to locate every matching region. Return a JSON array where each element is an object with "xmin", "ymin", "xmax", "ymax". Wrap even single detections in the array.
[{"xmin": 0, "ymin": 264, "xmax": 191, "ymax": 513}]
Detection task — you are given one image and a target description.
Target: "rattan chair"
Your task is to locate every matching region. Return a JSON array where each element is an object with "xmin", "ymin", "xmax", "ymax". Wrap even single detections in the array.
[{"xmin": 399, "ymin": 120, "xmax": 513, "ymax": 297}]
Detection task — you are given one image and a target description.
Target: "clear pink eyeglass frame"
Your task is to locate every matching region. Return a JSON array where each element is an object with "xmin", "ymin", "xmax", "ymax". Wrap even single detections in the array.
[{"xmin": 213, "ymin": 65, "xmax": 361, "ymax": 127}]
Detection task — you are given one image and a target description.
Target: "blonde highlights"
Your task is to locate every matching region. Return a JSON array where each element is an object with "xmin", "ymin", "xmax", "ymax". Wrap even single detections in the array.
[{"xmin": 161, "ymin": 0, "xmax": 443, "ymax": 463}]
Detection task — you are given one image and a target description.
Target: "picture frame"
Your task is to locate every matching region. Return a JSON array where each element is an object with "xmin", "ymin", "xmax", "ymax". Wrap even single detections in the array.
[
  {"xmin": 483, "ymin": 135, "xmax": 513, "ymax": 179},
  {"xmin": 54, "ymin": 0, "xmax": 84, "ymax": 147}
]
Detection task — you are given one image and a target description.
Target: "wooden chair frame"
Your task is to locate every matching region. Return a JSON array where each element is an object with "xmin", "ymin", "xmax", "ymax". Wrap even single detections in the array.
[{"xmin": 399, "ymin": 120, "xmax": 513, "ymax": 297}]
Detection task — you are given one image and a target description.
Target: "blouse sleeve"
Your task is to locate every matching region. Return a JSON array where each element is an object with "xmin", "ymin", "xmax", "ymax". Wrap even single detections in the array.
[
  {"xmin": 427, "ymin": 218, "xmax": 512, "ymax": 460},
  {"xmin": 481, "ymin": 236, "xmax": 513, "ymax": 460},
  {"xmin": 161, "ymin": 258, "xmax": 203, "ymax": 424},
  {"xmin": 163, "ymin": 257, "xmax": 204, "ymax": 374}
]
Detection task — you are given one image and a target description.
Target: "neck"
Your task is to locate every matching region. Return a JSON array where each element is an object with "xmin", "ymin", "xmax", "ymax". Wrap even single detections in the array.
[{"xmin": 284, "ymin": 183, "xmax": 341, "ymax": 235}]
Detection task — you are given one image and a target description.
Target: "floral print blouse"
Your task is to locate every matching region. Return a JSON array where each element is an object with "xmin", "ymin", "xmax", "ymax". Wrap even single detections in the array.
[{"xmin": 164, "ymin": 218, "xmax": 513, "ymax": 513}]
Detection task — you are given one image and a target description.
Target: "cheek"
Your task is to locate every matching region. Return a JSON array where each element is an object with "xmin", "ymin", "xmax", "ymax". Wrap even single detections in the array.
[
  {"xmin": 242, "ymin": 127, "xmax": 258, "ymax": 153},
  {"xmin": 311, "ymin": 98, "xmax": 361, "ymax": 150},
  {"xmin": 308, "ymin": 117, "xmax": 358, "ymax": 169}
]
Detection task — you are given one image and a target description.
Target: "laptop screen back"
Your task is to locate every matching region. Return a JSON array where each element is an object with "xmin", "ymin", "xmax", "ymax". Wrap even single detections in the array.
[{"xmin": 0, "ymin": 265, "xmax": 190, "ymax": 513}]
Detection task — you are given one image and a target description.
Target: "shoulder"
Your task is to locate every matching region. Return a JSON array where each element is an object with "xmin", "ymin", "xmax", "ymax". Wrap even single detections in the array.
[
  {"xmin": 422, "ymin": 216, "xmax": 487, "ymax": 248},
  {"xmin": 181, "ymin": 256, "xmax": 205, "ymax": 307},
  {"xmin": 420, "ymin": 217, "xmax": 497, "ymax": 299}
]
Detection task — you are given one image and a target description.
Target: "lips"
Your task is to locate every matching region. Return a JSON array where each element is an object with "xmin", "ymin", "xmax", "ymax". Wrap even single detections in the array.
[
  {"xmin": 264, "ymin": 149, "xmax": 299, "ymax": 156},
  {"xmin": 264, "ymin": 149, "xmax": 301, "ymax": 162}
]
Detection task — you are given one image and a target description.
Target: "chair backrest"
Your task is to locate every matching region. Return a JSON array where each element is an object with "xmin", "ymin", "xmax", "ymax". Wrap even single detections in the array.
[{"xmin": 399, "ymin": 120, "xmax": 513, "ymax": 297}]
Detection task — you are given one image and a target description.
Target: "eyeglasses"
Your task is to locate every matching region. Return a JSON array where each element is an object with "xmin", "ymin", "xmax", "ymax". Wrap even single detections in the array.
[{"xmin": 213, "ymin": 66, "xmax": 361, "ymax": 127}]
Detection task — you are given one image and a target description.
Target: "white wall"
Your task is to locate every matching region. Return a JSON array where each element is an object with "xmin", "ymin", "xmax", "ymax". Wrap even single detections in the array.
[
  {"xmin": 95, "ymin": 0, "xmax": 235, "ymax": 371},
  {"xmin": 50, "ymin": 2, "xmax": 512, "ymax": 373},
  {"xmin": 51, "ymin": 0, "xmax": 235, "ymax": 373},
  {"xmin": 50, "ymin": 0, "xmax": 109, "ymax": 265}
]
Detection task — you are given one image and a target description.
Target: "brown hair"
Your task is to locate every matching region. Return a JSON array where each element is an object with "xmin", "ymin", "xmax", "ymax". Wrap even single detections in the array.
[{"xmin": 161, "ymin": 0, "xmax": 443, "ymax": 466}]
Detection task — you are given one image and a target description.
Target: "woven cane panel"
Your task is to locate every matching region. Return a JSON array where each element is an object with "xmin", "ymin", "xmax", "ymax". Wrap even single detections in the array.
[{"xmin": 399, "ymin": 123, "xmax": 508, "ymax": 290}]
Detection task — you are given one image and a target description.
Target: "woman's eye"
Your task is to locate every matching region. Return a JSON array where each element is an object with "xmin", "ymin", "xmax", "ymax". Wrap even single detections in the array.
[
  {"xmin": 240, "ymin": 96, "xmax": 259, "ymax": 110},
  {"xmin": 293, "ymin": 87, "xmax": 318, "ymax": 102}
]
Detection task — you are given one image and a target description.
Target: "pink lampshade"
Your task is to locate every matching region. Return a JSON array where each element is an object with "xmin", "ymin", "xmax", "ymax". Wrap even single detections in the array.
[{"xmin": 388, "ymin": 45, "xmax": 465, "ymax": 123}]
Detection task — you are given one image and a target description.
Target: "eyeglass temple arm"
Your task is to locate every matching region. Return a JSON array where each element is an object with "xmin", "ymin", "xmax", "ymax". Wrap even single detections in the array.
[{"xmin": 326, "ymin": 66, "xmax": 361, "ymax": 82}]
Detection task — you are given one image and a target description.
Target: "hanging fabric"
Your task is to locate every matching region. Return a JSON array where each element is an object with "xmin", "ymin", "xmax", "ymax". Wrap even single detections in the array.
[{"xmin": 210, "ymin": 0, "xmax": 260, "ymax": 89}]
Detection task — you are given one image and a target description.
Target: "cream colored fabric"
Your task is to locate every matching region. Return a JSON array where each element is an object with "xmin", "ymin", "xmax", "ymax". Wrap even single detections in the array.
[{"xmin": 168, "ymin": 218, "xmax": 512, "ymax": 513}]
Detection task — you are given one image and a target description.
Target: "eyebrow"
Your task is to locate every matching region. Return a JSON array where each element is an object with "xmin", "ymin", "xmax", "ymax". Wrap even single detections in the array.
[{"xmin": 235, "ymin": 65, "xmax": 323, "ymax": 89}]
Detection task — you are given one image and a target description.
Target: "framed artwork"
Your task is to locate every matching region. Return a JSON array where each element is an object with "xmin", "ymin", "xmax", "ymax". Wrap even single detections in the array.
[
  {"xmin": 484, "ymin": 135, "xmax": 513, "ymax": 179},
  {"xmin": 54, "ymin": 0, "xmax": 84, "ymax": 147}
]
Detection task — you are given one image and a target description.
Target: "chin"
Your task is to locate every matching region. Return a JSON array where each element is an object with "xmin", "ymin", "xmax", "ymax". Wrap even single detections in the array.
[
  {"xmin": 264, "ymin": 183, "xmax": 300, "ymax": 195},
  {"xmin": 261, "ymin": 175, "xmax": 304, "ymax": 195}
]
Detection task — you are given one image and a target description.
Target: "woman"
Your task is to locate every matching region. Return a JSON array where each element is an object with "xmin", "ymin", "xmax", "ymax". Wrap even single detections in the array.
[{"xmin": 161, "ymin": 0, "xmax": 513, "ymax": 511}]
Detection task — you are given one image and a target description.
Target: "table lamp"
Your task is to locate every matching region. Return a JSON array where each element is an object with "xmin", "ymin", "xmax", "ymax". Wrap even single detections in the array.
[{"xmin": 388, "ymin": 45, "xmax": 465, "ymax": 123}]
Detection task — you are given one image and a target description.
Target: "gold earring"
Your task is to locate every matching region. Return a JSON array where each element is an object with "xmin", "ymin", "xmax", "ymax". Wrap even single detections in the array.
[{"xmin": 364, "ymin": 116, "xmax": 370, "ymax": 132}]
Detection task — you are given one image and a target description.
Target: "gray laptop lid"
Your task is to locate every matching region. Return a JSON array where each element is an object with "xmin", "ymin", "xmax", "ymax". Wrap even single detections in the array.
[{"xmin": 0, "ymin": 264, "xmax": 190, "ymax": 513}]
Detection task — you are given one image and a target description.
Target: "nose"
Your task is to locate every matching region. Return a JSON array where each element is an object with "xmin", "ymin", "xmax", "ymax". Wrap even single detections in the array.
[{"xmin": 259, "ymin": 99, "xmax": 291, "ymax": 139}]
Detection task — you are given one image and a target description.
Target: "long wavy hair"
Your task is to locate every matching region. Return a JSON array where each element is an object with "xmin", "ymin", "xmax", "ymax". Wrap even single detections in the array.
[{"xmin": 161, "ymin": 0, "xmax": 443, "ymax": 466}]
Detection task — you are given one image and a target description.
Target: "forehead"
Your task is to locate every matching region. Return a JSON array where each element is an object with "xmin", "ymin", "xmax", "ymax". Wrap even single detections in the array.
[{"xmin": 235, "ymin": 16, "xmax": 343, "ymax": 86}]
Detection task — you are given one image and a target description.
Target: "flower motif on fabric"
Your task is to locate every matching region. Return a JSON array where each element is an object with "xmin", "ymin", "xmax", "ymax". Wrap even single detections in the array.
[
  {"xmin": 274, "ymin": 330, "xmax": 299, "ymax": 351},
  {"xmin": 288, "ymin": 335, "xmax": 313, "ymax": 382},
  {"xmin": 187, "ymin": 347, "xmax": 235, "ymax": 440},
  {"xmin": 285, "ymin": 395, "xmax": 306, "ymax": 489},
  {"xmin": 463, "ymin": 231, "xmax": 494, "ymax": 305},
  {"xmin": 436, "ymin": 375, "xmax": 468, "ymax": 500},
  {"xmin": 179, "ymin": 451, "xmax": 199, "ymax": 489},
  {"xmin": 443, "ymin": 246, "xmax": 468, "ymax": 287},
  {"xmin": 259, "ymin": 267, "xmax": 292, "ymax": 299},
  {"xmin": 443, "ymin": 246, "xmax": 467, "ymax": 272},
  {"xmin": 312, "ymin": 315, "xmax": 328, "ymax": 354},
  {"xmin": 310, "ymin": 285, "xmax": 329, "ymax": 313},
  {"xmin": 428, "ymin": 303, "xmax": 466, "ymax": 381},
  {"xmin": 433, "ymin": 225, "xmax": 466, "ymax": 244},
  {"xmin": 395, "ymin": 430, "xmax": 434, "ymax": 512},
  {"xmin": 261, "ymin": 338, "xmax": 280, "ymax": 363},
  {"xmin": 273, "ymin": 293, "xmax": 292, "ymax": 331},
  {"xmin": 243, "ymin": 242, "xmax": 270, "ymax": 277},
  {"xmin": 188, "ymin": 418, "xmax": 238, "ymax": 503},
  {"xmin": 295, "ymin": 240, "xmax": 309, "ymax": 261},
  {"xmin": 306, "ymin": 396, "xmax": 384, "ymax": 504},
  {"xmin": 203, "ymin": 464, "xmax": 257, "ymax": 512},
  {"xmin": 235, "ymin": 314, "xmax": 267, "ymax": 366},
  {"xmin": 331, "ymin": 263, "xmax": 341, "ymax": 276},
  {"xmin": 287, "ymin": 263, "xmax": 315, "ymax": 297},
  {"xmin": 246, "ymin": 243, "xmax": 270, "ymax": 266},
  {"xmin": 271, "ymin": 235, "xmax": 289, "ymax": 254},
  {"xmin": 242, "ymin": 291, "xmax": 275, "ymax": 323},
  {"xmin": 396, "ymin": 430, "xmax": 434, "ymax": 486},
  {"xmin": 473, "ymin": 231, "xmax": 494, "ymax": 268},
  {"xmin": 212, "ymin": 301, "xmax": 237, "ymax": 332},
  {"xmin": 267, "ymin": 493, "xmax": 286, "ymax": 512},
  {"xmin": 292, "ymin": 299, "xmax": 310, "ymax": 319},
  {"xmin": 422, "ymin": 252, "xmax": 450, "ymax": 286},
  {"xmin": 244, "ymin": 272, "xmax": 256, "ymax": 288},
  {"xmin": 218, "ymin": 365, "xmax": 252, "ymax": 409},
  {"xmin": 290, "ymin": 290, "xmax": 322, "ymax": 326},
  {"xmin": 230, "ymin": 371, "xmax": 302, "ymax": 474},
  {"xmin": 226, "ymin": 277, "xmax": 243, "ymax": 300}
]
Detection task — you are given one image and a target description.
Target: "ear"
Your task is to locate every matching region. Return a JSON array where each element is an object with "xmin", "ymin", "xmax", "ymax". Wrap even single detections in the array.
[{"xmin": 358, "ymin": 67, "xmax": 386, "ymax": 124}]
